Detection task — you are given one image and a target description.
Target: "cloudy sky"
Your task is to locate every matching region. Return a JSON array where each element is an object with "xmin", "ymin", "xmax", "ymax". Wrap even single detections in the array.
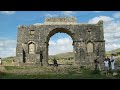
[{"xmin": 0, "ymin": 11, "xmax": 120, "ymax": 58}]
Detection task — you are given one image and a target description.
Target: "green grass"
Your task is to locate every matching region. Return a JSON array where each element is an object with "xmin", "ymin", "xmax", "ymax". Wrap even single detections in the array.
[
  {"xmin": 0, "ymin": 66, "xmax": 119, "ymax": 79},
  {"xmin": 4, "ymin": 66, "xmax": 27, "ymax": 70},
  {"xmin": 2, "ymin": 48, "xmax": 120, "ymax": 79}
]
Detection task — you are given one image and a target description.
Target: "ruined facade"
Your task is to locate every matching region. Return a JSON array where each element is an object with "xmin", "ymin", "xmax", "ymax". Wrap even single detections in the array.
[{"xmin": 16, "ymin": 17, "xmax": 105, "ymax": 66}]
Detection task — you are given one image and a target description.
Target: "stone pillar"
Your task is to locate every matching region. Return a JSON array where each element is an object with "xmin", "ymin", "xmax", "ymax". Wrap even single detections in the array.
[
  {"xmin": 41, "ymin": 46, "xmax": 48, "ymax": 66},
  {"xmin": 18, "ymin": 48, "xmax": 25, "ymax": 64},
  {"xmin": 19, "ymin": 54, "xmax": 24, "ymax": 64},
  {"xmin": 36, "ymin": 54, "xmax": 40, "ymax": 64},
  {"xmin": 73, "ymin": 41, "xmax": 80, "ymax": 66}
]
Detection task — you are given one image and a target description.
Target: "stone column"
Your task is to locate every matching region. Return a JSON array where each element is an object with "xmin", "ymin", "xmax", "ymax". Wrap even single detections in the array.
[
  {"xmin": 35, "ymin": 54, "xmax": 40, "ymax": 64},
  {"xmin": 41, "ymin": 44, "xmax": 48, "ymax": 66},
  {"xmin": 18, "ymin": 47, "xmax": 25, "ymax": 64}
]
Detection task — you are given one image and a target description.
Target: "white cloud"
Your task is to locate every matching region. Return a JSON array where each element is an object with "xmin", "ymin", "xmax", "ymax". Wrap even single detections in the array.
[
  {"xmin": 45, "ymin": 11, "xmax": 75, "ymax": 18},
  {"xmin": 33, "ymin": 23, "xmax": 42, "ymax": 25},
  {"xmin": 62, "ymin": 11, "xmax": 75, "ymax": 17},
  {"xmin": 89, "ymin": 15, "xmax": 120, "ymax": 52},
  {"xmin": 113, "ymin": 12, "xmax": 120, "ymax": 18},
  {"xmin": 0, "ymin": 11, "xmax": 16, "ymax": 15},
  {"xmin": 88, "ymin": 16, "xmax": 114, "ymax": 24},
  {"xmin": 57, "ymin": 38, "xmax": 71, "ymax": 45},
  {"xmin": 49, "ymin": 41, "xmax": 56, "ymax": 46},
  {"xmin": 49, "ymin": 37, "xmax": 73, "ymax": 55},
  {"xmin": 0, "ymin": 43, "xmax": 4, "ymax": 46},
  {"xmin": 104, "ymin": 21, "xmax": 120, "ymax": 33},
  {"xmin": 113, "ymin": 32, "xmax": 120, "ymax": 38},
  {"xmin": 63, "ymin": 11, "xmax": 74, "ymax": 14},
  {"xmin": 0, "ymin": 39, "xmax": 16, "ymax": 58},
  {"xmin": 45, "ymin": 13, "xmax": 58, "ymax": 17},
  {"xmin": 105, "ymin": 43, "xmax": 120, "ymax": 51}
]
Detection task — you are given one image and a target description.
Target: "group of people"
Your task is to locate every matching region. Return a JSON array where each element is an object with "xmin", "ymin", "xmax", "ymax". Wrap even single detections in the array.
[
  {"xmin": 94, "ymin": 54, "xmax": 115, "ymax": 76},
  {"xmin": 104, "ymin": 54, "xmax": 115, "ymax": 75}
]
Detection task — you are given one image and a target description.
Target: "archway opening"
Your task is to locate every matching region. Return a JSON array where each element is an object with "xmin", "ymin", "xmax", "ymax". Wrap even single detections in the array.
[{"xmin": 47, "ymin": 28, "xmax": 75, "ymax": 66}]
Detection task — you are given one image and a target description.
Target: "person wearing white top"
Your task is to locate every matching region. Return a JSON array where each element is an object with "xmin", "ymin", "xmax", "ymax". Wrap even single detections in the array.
[
  {"xmin": 110, "ymin": 54, "xmax": 115, "ymax": 71},
  {"xmin": 104, "ymin": 57, "xmax": 109, "ymax": 75}
]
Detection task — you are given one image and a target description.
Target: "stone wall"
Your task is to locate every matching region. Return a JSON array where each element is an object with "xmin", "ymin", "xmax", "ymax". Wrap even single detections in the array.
[{"xmin": 16, "ymin": 17, "xmax": 105, "ymax": 66}]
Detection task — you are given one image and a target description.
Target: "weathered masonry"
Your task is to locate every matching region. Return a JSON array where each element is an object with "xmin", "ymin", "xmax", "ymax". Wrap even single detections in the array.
[{"xmin": 16, "ymin": 17, "xmax": 105, "ymax": 66}]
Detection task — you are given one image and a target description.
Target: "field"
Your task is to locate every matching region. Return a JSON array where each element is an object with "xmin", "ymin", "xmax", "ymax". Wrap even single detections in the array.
[
  {"xmin": 0, "ymin": 64, "xmax": 120, "ymax": 79},
  {"xmin": 1, "ymin": 50, "xmax": 120, "ymax": 79}
]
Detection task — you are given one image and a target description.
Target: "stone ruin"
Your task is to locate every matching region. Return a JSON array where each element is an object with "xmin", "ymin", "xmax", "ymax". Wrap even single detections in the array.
[{"xmin": 16, "ymin": 17, "xmax": 105, "ymax": 67}]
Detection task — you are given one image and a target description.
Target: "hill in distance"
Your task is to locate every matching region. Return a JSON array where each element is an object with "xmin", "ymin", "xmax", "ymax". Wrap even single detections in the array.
[
  {"xmin": 106, "ymin": 48, "xmax": 120, "ymax": 56},
  {"xmin": 3, "ymin": 47, "xmax": 120, "ymax": 61},
  {"xmin": 49, "ymin": 52, "xmax": 74, "ymax": 59}
]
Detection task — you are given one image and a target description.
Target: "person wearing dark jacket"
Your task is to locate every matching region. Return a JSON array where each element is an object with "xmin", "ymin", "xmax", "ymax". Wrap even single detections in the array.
[
  {"xmin": 94, "ymin": 59, "xmax": 99, "ymax": 71},
  {"xmin": 53, "ymin": 58, "xmax": 58, "ymax": 67}
]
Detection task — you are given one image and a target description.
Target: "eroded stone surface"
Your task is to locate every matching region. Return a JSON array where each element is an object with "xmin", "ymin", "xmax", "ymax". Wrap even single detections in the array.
[{"xmin": 16, "ymin": 17, "xmax": 105, "ymax": 66}]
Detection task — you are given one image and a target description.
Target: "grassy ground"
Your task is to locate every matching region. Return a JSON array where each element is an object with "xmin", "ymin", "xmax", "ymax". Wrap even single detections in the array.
[
  {"xmin": 1, "ymin": 56, "xmax": 120, "ymax": 79},
  {"xmin": 48, "ymin": 59, "xmax": 74, "ymax": 65},
  {"xmin": 0, "ymin": 65, "xmax": 120, "ymax": 79}
]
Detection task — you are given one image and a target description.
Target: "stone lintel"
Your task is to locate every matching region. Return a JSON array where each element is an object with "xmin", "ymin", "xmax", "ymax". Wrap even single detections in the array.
[{"xmin": 45, "ymin": 17, "xmax": 77, "ymax": 23}]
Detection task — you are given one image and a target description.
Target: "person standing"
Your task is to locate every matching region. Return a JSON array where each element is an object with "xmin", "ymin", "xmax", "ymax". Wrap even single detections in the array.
[
  {"xmin": 0, "ymin": 58, "xmax": 2, "ymax": 65},
  {"xmin": 94, "ymin": 59, "xmax": 99, "ymax": 71},
  {"xmin": 53, "ymin": 58, "xmax": 58, "ymax": 67},
  {"xmin": 110, "ymin": 54, "xmax": 115, "ymax": 72},
  {"xmin": 104, "ymin": 57, "xmax": 109, "ymax": 76},
  {"xmin": 105, "ymin": 56, "xmax": 111, "ymax": 71},
  {"xmin": 52, "ymin": 58, "xmax": 58, "ymax": 72}
]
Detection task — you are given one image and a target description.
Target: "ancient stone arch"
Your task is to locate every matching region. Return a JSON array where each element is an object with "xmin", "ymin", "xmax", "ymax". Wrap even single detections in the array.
[{"xmin": 16, "ymin": 17, "xmax": 105, "ymax": 66}]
